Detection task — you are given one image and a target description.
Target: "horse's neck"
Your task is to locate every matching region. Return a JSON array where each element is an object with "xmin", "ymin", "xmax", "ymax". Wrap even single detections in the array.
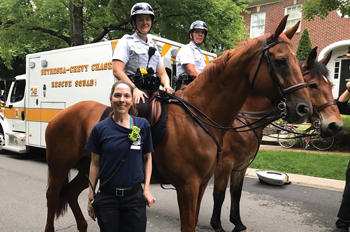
[
  {"xmin": 240, "ymin": 95, "xmax": 274, "ymax": 134},
  {"xmin": 184, "ymin": 59, "xmax": 252, "ymax": 135}
]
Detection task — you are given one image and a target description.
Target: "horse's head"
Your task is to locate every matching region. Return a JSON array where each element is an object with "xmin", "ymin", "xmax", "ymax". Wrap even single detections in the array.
[
  {"xmin": 249, "ymin": 15, "xmax": 312, "ymax": 124},
  {"xmin": 300, "ymin": 48, "xmax": 343, "ymax": 138}
]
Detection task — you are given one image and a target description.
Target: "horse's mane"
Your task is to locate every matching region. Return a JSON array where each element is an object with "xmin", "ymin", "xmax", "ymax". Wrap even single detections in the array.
[
  {"xmin": 299, "ymin": 60, "xmax": 330, "ymax": 79},
  {"xmin": 192, "ymin": 32, "xmax": 294, "ymax": 84},
  {"xmin": 198, "ymin": 33, "xmax": 270, "ymax": 80}
]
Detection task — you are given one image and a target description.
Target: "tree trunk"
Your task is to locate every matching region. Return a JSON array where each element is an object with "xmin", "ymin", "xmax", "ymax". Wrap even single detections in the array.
[{"xmin": 69, "ymin": 0, "xmax": 84, "ymax": 46}]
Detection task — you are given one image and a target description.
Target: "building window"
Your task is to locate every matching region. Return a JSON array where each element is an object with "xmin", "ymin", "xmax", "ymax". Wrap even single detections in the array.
[
  {"xmin": 285, "ymin": 4, "xmax": 302, "ymax": 32},
  {"xmin": 250, "ymin": 12, "xmax": 266, "ymax": 38},
  {"xmin": 334, "ymin": 61, "xmax": 340, "ymax": 79}
]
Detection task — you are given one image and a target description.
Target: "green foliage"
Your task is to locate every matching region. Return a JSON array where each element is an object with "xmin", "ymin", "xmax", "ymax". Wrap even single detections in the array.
[
  {"xmin": 0, "ymin": 0, "xmax": 251, "ymax": 71},
  {"xmin": 250, "ymin": 150, "xmax": 349, "ymax": 180},
  {"xmin": 302, "ymin": 0, "xmax": 350, "ymax": 20},
  {"xmin": 296, "ymin": 28, "xmax": 313, "ymax": 61}
]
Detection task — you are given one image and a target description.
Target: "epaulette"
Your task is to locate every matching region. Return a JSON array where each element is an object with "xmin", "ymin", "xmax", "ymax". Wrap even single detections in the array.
[{"xmin": 121, "ymin": 34, "xmax": 133, "ymax": 40}]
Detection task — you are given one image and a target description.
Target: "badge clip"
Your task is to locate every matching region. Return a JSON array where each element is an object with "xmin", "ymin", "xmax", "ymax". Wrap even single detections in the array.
[{"xmin": 128, "ymin": 126, "xmax": 140, "ymax": 142}]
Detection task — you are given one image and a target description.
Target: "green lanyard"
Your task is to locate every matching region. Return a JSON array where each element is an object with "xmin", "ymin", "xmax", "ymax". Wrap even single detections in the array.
[
  {"xmin": 128, "ymin": 116, "xmax": 140, "ymax": 142},
  {"xmin": 129, "ymin": 115, "xmax": 133, "ymax": 128}
]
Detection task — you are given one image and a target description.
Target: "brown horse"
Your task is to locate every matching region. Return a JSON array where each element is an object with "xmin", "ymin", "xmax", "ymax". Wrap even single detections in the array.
[
  {"xmin": 45, "ymin": 16, "xmax": 313, "ymax": 232},
  {"xmin": 210, "ymin": 48, "xmax": 343, "ymax": 232}
]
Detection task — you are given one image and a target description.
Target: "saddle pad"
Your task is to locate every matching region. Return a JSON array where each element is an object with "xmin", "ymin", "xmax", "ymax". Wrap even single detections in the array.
[
  {"xmin": 150, "ymin": 100, "xmax": 169, "ymax": 184},
  {"xmin": 151, "ymin": 100, "xmax": 167, "ymax": 147},
  {"xmin": 99, "ymin": 107, "xmax": 111, "ymax": 121}
]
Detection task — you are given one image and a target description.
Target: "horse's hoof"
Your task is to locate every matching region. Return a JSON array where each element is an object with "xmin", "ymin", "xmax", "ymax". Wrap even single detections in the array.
[
  {"xmin": 232, "ymin": 229, "xmax": 248, "ymax": 232},
  {"xmin": 232, "ymin": 227, "xmax": 249, "ymax": 232},
  {"xmin": 215, "ymin": 228, "xmax": 226, "ymax": 232}
]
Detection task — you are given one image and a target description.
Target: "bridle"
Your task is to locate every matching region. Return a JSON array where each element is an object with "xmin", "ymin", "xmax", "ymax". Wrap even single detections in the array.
[
  {"xmin": 251, "ymin": 38, "xmax": 308, "ymax": 116},
  {"xmin": 301, "ymin": 70, "xmax": 337, "ymax": 114},
  {"xmin": 154, "ymin": 38, "xmax": 311, "ymax": 165}
]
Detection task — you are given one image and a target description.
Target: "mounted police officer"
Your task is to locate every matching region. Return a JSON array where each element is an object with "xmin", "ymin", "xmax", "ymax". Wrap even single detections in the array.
[
  {"xmin": 175, "ymin": 20, "xmax": 208, "ymax": 90},
  {"xmin": 112, "ymin": 2, "xmax": 173, "ymax": 118}
]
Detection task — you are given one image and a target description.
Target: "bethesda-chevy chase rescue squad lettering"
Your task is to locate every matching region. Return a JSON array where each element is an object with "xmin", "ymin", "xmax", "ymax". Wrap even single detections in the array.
[{"xmin": 41, "ymin": 62, "xmax": 112, "ymax": 88}]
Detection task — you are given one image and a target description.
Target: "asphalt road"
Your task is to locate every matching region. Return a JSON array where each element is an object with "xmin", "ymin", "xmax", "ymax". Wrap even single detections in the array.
[{"xmin": 0, "ymin": 151, "xmax": 343, "ymax": 232}]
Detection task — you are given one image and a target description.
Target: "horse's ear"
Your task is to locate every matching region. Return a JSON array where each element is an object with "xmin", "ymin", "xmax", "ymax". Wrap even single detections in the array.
[
  {"xmin": 271, "ymin": 15, "xmax": 289, "ymax": 41},
  {"xmin": 284, "ymin": 20, "xmax": 300, "ymax": 40},
  {"xmin": 305, "ymin": 47, "xmax": 318, "ymax": 68},
  {"xmin": 320, "ymin": 51, "xmax": 332, "ymax": 66}
]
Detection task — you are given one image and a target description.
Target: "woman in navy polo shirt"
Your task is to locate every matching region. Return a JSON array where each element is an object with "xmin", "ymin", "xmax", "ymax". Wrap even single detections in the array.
[{"xmin": 85, "ymin": 81, "xmax": 155, "ymax": 232}]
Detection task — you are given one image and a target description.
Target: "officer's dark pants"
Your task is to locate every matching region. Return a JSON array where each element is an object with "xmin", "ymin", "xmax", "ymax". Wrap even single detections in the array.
[
  {"xmin": 335, "ymin": 161, "xmax": 350, "ymax": 229},
  {"xmin": 136, "ymin": 90, "xmax": 152, "ymax": 119},
  {"xmin": 175, "ymin": 76, "xmax": 193, "ymax": 91},
  {"xmin": 93, "ymin": 184, "xmax": 146, "ymax": 232}
]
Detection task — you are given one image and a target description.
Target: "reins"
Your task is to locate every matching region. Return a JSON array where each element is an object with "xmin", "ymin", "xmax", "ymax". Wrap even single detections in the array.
[
  {"xmin": 155, "ymin": 38, "xmax": 310, "ymax": 171},
  {"xmin": 156, "ymin": 90, "xmax": 223, "ymax": 162}
]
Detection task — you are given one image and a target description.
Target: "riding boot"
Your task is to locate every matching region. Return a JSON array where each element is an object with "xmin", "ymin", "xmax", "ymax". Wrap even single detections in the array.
[{"xmin": 334, "ymin": 161, "xmax": 350, "ymax": 231}]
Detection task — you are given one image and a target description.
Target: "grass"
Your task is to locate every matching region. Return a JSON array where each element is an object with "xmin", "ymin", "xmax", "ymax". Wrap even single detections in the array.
[
  {"xmin": 341, "ymin": 114, "xmax": 350, "ymax": 127},
  {"xmin": 249, "ymin": 150, "xmax": 349, "ymax": 181}
]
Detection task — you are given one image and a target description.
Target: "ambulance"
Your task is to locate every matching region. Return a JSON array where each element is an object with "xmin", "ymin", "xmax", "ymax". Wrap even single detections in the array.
[{"xmin": 0, "ymin": 35, "xmax": 217, "ymax": 153}]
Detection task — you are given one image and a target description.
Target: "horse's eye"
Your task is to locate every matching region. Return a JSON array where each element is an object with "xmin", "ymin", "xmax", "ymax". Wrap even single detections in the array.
[
  {"xmin": 274, "ymin": 58, "xmax": 287, "ymax": 67},
  {"xmin": 308, "ymin": 83, "xmax": 318, "ymax": 89}
]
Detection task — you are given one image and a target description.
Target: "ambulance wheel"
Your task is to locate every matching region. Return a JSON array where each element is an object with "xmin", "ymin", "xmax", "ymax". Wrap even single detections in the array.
[{"xmin": 0, "ymin": 131, "xmax": 4, "ymax": 150}]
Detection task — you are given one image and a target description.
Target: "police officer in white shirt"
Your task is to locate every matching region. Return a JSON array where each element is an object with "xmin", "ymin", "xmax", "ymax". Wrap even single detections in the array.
[
  {"xmin": 175, "ymin": 20, "xmax": 208, "ymax": 90},
  {"xmin": 112, "ymin": 2, "xmax": 173, "ymax": 118}
]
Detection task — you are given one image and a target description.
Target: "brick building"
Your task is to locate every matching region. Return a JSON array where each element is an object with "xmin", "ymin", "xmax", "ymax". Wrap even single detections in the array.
[{"xmin": 242, "ymin": 0, "xmax": 350, "ymax": 97}]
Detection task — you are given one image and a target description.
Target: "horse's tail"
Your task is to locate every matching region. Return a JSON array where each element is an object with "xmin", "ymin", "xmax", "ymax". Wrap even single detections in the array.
[
  {"xmin": 56, "ymin": 174, "xmax": 69, "ymax": 219},
  {"xmin": 47, "ymin": 169, "xmax": 70, "ymax": 219}
]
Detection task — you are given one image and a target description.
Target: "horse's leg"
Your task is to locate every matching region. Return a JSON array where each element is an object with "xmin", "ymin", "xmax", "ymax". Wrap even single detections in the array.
[
  {"xmin": 176, "ymin": 182, "xmax": 200, "ymax": 232},
  {"xmin": 210, "ymin": 162, "xmax": 233, "ymax": 232},
  {"xmin": 195, "ymin": 181, "xmax": 209, "ymax": 226},
  {"xmin": 64, "ymin": 159, "xmax": 90, "ymax": 232},
  {"xmin": 45, "ymin": 170, "xmax": 69, "ymax": 232},
  {"xmin": 230, "ymin": 168, "xmax": 248, "ymax": 232}
]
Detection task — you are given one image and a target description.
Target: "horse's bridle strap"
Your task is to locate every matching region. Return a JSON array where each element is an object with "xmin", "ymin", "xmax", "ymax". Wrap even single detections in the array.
[
  {"xmin": 282, "ymin": 82, "xmax": 308, "ymax": 95},
  {"xmin": 251, "ymin": 39, "xmax": 307, "ymax": 99},
  {"xmin": 315, "ymin": 100, "xmax": 337, "ymax": 112}
]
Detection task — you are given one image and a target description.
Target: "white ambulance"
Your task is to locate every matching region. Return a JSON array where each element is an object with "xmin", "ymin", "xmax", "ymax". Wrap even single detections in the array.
[{"xmin": 0, "ymin": 35, "xmax": 217, "ymax": 153}]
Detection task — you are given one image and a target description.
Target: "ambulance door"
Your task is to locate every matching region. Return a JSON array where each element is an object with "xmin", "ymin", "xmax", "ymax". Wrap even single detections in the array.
[
  {"xmin": 7, "ymin": 79, "xmax": 26, "ymax": 132},
  {"xmin": 27, "ymin": 57, "xmax": 41, "ymax": 146}
]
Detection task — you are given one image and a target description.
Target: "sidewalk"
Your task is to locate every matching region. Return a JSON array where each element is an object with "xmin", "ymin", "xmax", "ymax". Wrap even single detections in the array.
[{"xmin": 245, "ymin": 144, "xmax": 348, "ymax": 192}]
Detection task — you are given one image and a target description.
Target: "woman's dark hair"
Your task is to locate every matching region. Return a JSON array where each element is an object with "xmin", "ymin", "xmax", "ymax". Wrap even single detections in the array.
[{"xmin": 109, "ymin": 81, "xmax": 138, "ymax": 116}]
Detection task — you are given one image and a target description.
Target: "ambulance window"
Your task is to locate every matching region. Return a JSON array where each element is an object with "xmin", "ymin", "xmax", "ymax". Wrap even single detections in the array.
[{"xmin": 10, "ymin": 80, "xmax": 26, "ymax": 103}]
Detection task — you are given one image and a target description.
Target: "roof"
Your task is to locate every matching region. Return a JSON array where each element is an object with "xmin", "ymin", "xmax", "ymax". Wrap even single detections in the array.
[{"xmin": 248, "ymin": 0, "xmax": 283, "ymax": 8}]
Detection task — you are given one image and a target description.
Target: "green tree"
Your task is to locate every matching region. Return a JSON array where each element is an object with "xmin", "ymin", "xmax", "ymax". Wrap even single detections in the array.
[
  {"xmin": 302, "ymin": 0, "xmax": 350, "ymax": 20},
  {"xmin": 0, "ymin": 0, "xmax": 250, "ymax": 73},
  {"xmin": 296, "ymin": 28, "xmax": 313, "ymax": 61}
]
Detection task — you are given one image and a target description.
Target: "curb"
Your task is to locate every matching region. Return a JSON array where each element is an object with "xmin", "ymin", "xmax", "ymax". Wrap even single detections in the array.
[{"xmin": 246, "ymin": 168, "xmax": 345, "ymax": 192}]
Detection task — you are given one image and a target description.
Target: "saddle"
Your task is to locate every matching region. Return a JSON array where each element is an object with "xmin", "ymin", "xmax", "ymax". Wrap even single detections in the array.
[{"xmin": 147, "ymin": 91, "xmax": 162, "ymax": 127}]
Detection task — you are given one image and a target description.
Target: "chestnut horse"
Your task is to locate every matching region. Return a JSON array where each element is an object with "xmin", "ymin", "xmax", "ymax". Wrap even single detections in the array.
[
  {"xmin": 45, "ymin": 16, "xmax": 312, "ymax": 232},
  {"xmin": 210, "ymin": 48, "xmax": 343, "ymax": 232}
]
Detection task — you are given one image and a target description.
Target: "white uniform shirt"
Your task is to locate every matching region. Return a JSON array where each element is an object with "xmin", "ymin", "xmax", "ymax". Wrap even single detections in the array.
[
  {"xmin": 112, "ymin": 33, "xmax": 163, "ymax": 76},
  {"xmin": 176, "ymin": 41, "xmax": 206, "ymax": 77}
]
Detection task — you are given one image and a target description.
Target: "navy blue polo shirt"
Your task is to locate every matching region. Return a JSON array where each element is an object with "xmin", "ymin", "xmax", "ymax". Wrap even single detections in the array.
[{"xmin": 85, "ymin": 115, "xmax": 153, "ymax": 188}]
